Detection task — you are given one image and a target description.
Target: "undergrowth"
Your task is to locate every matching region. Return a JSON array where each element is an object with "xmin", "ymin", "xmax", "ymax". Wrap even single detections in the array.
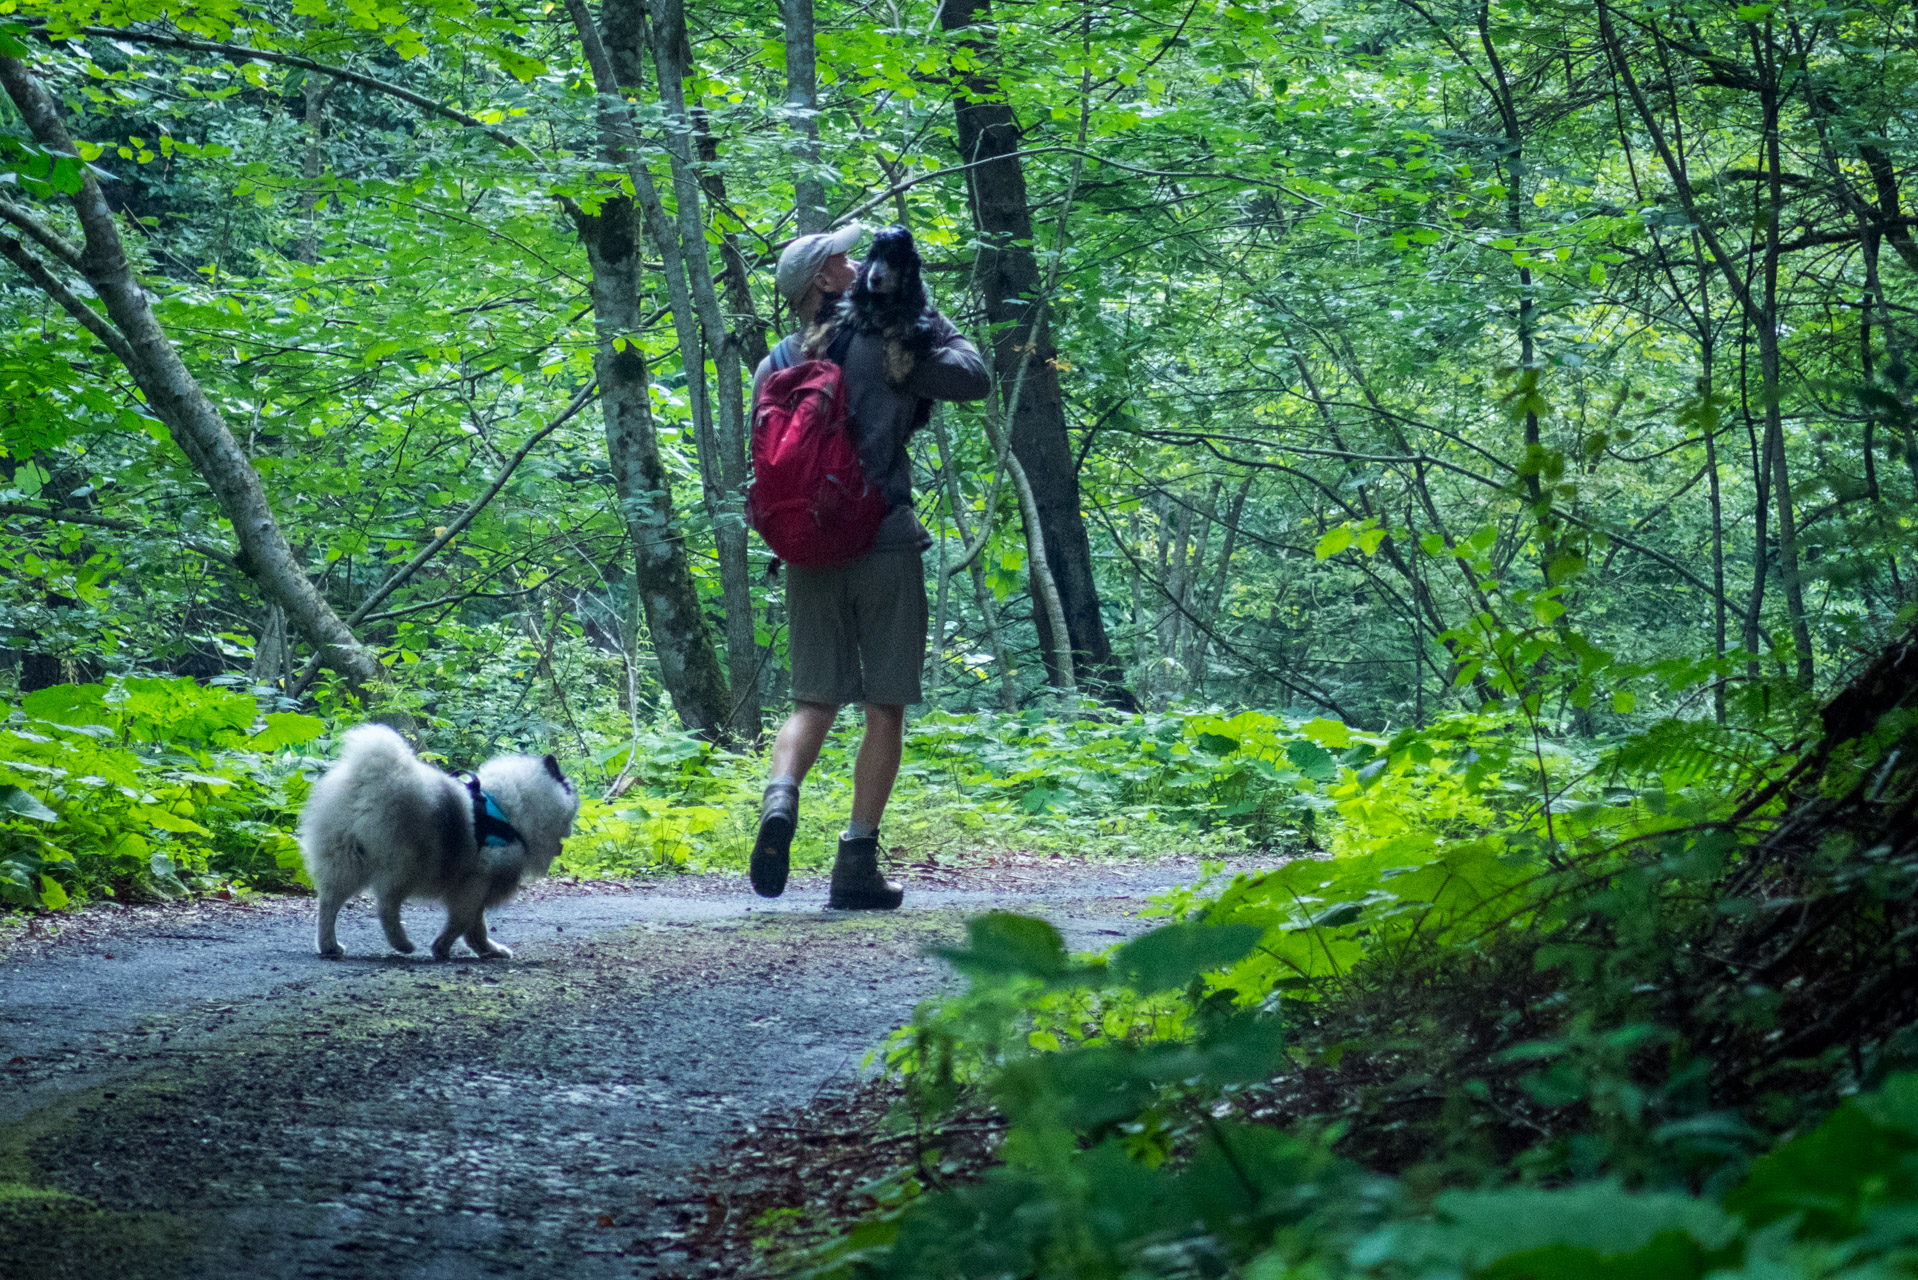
[
  {"xmin": 560, "ymin": 706, "xmax": 1341, "ymax": 878},
  {"xmin": 790, "ymin": 640, "xmax": 1918, "ymax": 1278},
  {"xmin": 0, "ymin": 674, "xmax": 1334, "ymax": 908}
]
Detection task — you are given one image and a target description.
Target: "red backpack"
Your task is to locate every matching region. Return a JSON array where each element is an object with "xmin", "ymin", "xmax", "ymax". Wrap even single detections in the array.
[{"xmin": 747, "ymin": 337, "xmax": 887, "ymax": 569}]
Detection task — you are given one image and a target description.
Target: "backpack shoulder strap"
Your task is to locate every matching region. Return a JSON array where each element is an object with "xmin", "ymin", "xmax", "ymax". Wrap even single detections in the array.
[
  {"xmin": 770, "ymin": 334, "xmax": 799, "ymax": 372},
  {"xmin": 826, "ymin": 324, "xmax": 855, "ymax": 368}
]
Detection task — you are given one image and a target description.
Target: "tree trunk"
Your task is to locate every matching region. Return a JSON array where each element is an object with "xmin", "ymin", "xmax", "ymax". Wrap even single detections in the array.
[
  {"xmin": 779, "ymin": 0, "xmax": 827, "ymax": 240},
  {"xmin": 1187, "ymin": 477, "xmax": 1249, "ymax": 694},
  {"xmin": 938, "ymin": 0, "xmax": 1126, "ymax": 706},
  {"xmin": 935, "ymin": 408, "xmax": 1018, "ymax": 710},
  {"xmin": 568, "ymin": 194, "xmax": 731, "ymax": 737},
  {"xmin": 1758, "ymin": 34, "xmax": 1814, "ymax": 685},
  {"xmin": 567, "ymin": 0, "xmax": 754, "ymax": 737},
  {"xmin": 297, "ymin": 76, "xmax": 334, "ymax": 265},
  {"xmin": 693, "ymin": 113, "xmax": 770, "ymax": 371},
  {"xmin": 1158, "ymin": 492, "xmax": 1194, "ymax": 699},
  {"xmin": 644, "ymin": 0, "xmax": 760, "ymax": 738},
  {"xmin": 0, "ymin": 54, "xmax": 381, "ymax": 694}
]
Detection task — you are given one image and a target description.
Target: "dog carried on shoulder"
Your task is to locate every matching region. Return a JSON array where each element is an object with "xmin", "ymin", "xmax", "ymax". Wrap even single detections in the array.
[
  {"xmin": 805, "ymin": 222, "xmax": 944, "ymax": 390},
  {"xmin": 298, "ymin": 725, "xmax": 579, "ymax": 960}
]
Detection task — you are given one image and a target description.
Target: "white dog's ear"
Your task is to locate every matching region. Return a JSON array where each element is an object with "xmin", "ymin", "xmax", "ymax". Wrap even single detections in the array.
[{"xmin": 542, "ymin": 753, "xmax": 572, "ymax": 792}]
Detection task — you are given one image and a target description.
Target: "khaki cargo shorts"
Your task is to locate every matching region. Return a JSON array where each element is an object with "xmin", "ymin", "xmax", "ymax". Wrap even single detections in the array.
[{"xmin": 786, "ymin": 546, "xmax": 927, "ymax": 707}]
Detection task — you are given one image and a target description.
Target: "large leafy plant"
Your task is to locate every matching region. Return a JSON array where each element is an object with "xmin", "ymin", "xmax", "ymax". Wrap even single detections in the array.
[{"xmin": 0, "ymin": 678, "xmax": 323, "ymax": 906}]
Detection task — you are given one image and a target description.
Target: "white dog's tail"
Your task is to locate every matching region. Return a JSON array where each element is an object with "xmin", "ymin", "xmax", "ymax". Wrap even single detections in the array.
[
  {"xmin": 334, "ymin": 723, "xmax": 417, "ymax": 778},
  {"xmin": 300, "ymin": 725, "xmax": 418, "ymax": 887}
]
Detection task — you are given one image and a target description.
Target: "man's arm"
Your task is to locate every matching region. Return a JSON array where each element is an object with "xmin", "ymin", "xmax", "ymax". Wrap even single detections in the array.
[{"xmin": 907, "ymin": 318, "xmax": 991, "ymax": 402}]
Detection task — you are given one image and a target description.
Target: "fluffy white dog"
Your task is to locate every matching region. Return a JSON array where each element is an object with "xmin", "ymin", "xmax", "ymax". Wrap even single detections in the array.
[{"xmin": 299, "ymin": 725, "xmax": 580, "ymax": 960}]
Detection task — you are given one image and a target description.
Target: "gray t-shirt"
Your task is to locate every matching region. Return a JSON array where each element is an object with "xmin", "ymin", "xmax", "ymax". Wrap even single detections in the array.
[{"xmin": 751, "ymin": 316, "xmax": 992, "ymax": 550}]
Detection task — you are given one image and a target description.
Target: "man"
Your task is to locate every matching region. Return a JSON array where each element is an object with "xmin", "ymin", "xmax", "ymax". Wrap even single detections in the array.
[{"xmin": 747, "ymin": 223, "xmax": 991, "ymax": 909}]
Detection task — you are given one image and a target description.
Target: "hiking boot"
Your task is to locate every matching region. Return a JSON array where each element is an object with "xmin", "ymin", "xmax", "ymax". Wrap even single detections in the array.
[
  {"xmin": 827, "ymin": 833, "xmax": 903, "ymax": 911},
  {"xmin": 750, "ymin": 782, "xmax": 799, "ymax": 898}
]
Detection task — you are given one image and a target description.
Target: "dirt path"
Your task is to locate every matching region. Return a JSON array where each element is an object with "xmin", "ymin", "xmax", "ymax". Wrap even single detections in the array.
[{"xmin": 0, "ymin": 856, "xmax": 1241, "ymax": 1279}]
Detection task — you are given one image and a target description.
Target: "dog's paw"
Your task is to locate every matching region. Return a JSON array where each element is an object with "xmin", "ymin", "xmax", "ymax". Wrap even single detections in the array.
[
  {"xmin": 475, "ymin": 942, "xmax": 514, "ymax": 960},
  {"xmin": 317, "ymin": 944, "xmax": 345, "ymax": 960},
  {"xmin": 388, "ymin": 938, "xmax": 416, "ymax": 955},
  {"xmin": 431, "ymin": 938, "xmax": 454, "ymax": 961}
]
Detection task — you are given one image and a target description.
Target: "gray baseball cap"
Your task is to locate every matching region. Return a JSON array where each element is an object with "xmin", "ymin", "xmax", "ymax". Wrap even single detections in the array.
[{"xmin": 774, "ymin": 223, "xmax": 864, "ymax": 308}]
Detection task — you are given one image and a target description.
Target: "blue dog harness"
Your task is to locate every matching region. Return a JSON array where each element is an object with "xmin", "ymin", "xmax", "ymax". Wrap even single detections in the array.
[{"xmin": 462, "ymin": 774, "xmax": 524, "ymax": 849}]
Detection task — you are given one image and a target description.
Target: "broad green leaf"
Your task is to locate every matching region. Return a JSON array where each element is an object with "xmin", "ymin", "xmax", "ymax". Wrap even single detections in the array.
[
  {"xmin": 1111, "ymin": 922, "xmax": 1264, "ymax": 993},
  {"xmin": 251, "ymin": 712, "xmax": 326, "ymax": 751},
  {"xmin": 1315, "ymin": 527, "xmax": 1356, "ymax": 559},
  {"xmin": 0, "ymin": 785, "xmax": 58, "ymax": 823}
]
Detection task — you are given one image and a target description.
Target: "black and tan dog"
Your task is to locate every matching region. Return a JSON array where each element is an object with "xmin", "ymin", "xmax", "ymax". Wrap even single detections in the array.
[{"xmin": 806, "ymin": 223, "xmax": 944, "ymax": 387}]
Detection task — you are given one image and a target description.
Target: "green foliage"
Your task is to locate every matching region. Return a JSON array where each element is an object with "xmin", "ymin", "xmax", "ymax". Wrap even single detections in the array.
[
  {"xmin": 0, "ymin": 679, "xmax": 319, "ymax": 907},
  {"xmin": 554, "ymin": 706, "xmax": 1349, "ymax": 879},
  {"xmin": 804, "ymin": 662, "xmax": 1918, "ymax": 1278}
]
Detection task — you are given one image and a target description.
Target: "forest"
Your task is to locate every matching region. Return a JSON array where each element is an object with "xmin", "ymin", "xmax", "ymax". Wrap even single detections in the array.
[{"xmin": 3, "ymin": 0, "xmax": 1918, "ymax": 1273}]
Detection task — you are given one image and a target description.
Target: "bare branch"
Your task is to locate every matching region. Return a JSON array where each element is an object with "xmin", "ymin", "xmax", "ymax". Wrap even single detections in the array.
[
  {"xmin": 0, "ymin": 501, "xmax": 236, "ymax": 567},
  {"xmin": 0, "ymin": 197, "xmax": 81, "ymax": 269},
  {"xmin": 346, "ymin": 381, "xmax": 598, "ymax": 627},
  {"xmin": 0, "ymin": 229, "xmax": 136, "ymax": 365},
  {"xmin": 41, "ymin": 26, "xmax": 537, "ymax": 158}
]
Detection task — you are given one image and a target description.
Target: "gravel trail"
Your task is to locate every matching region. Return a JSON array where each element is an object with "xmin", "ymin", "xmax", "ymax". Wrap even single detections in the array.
[{"xmin": 0, "ymin": 857, "xmax": 1234, "ymax": 1279}]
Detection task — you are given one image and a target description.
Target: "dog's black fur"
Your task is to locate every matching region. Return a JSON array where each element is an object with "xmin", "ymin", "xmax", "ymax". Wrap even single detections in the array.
[{"xmin": 809, "ymin": 224, "xmax": 943, "ymax": 388}]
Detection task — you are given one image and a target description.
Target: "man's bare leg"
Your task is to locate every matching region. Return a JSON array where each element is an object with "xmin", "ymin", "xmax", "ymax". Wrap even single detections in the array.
[
  {"xmin": 849, "ymin": 703, "xmax": 906, "ymax": 833},
  {"xmin": 771, "ymin": 700, "xmax": 839, "ymax": 784},
  {"xmin": 752, "ymin": 700, "xmax": 838, "ymax": 897}
]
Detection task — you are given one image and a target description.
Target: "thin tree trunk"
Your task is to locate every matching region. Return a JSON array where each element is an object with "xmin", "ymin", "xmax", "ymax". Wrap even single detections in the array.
[
  {"xmin": 935, "ymin": 408, "xmax": 1018, "ymax": 710},
  {"xmin": 939, "ymin": 0, "xmax": 1125, "ymax": 704},
  {"xmin": 568, "ymin": 194, "xmax": 731, "ymax": 738},
  {"xmin": 1757, "ymin": 28, "xmax": 1813, "ymax": 684},
  {"xmin": 567, "ymin": 0, "xmax": 754, "ymax": 737},
  {"xmin": 645, "ymin": 0, "xmax": 760, "ymax": 738},
  {"xmin": 1176, "ymin": 481, "xmax": 1221, "ymax": 676},
  {"xmin": 1128, "ymin": 508, "xmax": 1146, "ymax": 685},
  {"xmin": 1187, "ymin": 476, "xmax": 1249, "ymax": 694},
  {"xmin": 779, "ymin": 0, "xmax": 827, "ymax": 240},
  {"xmin": 297, "ymin": 76, "xmax": 334, "ymax": 265},
  {"xmin": 930, "ymin": 503, "xmax": 951, "ymax": 709},
  {"xmin": 0, "ymin": 54, "xmax": 381, "ymax": 693},
  {"xmin": 1007, "ymin": 447, "xmax": 1074, "ymax": 694},
  {"xmin": 1159, "ymin": 493, "xmax": 1194, "ymax": 696},
  {"xmin": 1743, "ymin": 309, "xmax": 1771, "ymax": 682},
  {"xmin": 1690, "ymin": 235, "xmax": 1729, "ymax": 724},
  {"xmin": 693, "ymin": 113, "xmax": 769, "ymax": 371},
  {"xmin": 1150, "ymin": 494, "xmax": 1176, "ymax": 706}
]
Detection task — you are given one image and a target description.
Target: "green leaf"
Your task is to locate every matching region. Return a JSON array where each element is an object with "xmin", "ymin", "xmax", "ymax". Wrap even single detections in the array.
[
  {"xmin": 145, "ymin": 808, "xmax": 211, "ymax": 835},
  {"xmin": 0, "ymin": 785, "xmax": 58, "ymax": 823},
  {"xmin": 1301, "ymin": 717, "xmax": 1350, "ymax": 748},
  {"xmin": 1111, "ymin": 922, "xmax": 1264, "ymax": 993},
  {"xmin": 22, "ymin": 683, "xmax": 110, "ymax": 727},
  {"xmin": 38, "ymin": 875, "xmax": 68, "ymax": 909},
  {"xmin": 937, "ymin": 912, "xmax": 1075, "ymax": 985},
  {"xmin": 1285, "ymin": 738, "xmax": 1337, "ymax": 782},
  {"xmin": 1315, "ymin": 527, "xmax": 1356, "ymax": 559},
  {"xmin": 251, "ymin": 712, "xmax": 326, "ymax": 751}
]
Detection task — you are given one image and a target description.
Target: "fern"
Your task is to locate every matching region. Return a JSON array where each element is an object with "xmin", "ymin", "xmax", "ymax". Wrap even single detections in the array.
[{"xmin": 1604, "ymin": 717, "xmax": 1768, "ymax": 792}]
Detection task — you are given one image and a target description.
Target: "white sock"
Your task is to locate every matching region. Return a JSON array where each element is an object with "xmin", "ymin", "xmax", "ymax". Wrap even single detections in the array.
[{"xmin": 844, "ymin": 819, "xmax": 877, "ymax": 840}]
